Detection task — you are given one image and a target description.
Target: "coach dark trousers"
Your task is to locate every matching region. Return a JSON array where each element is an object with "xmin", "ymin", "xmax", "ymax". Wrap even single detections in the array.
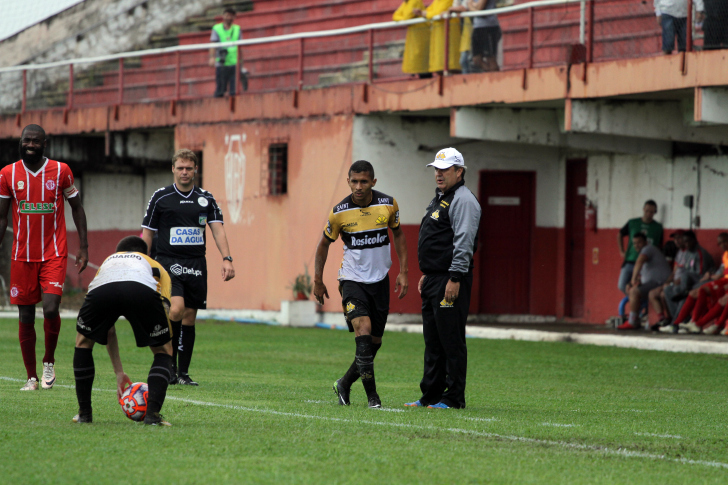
[{"xmin": 419, "ymin": 273, "xmax": 471, "ymax": 409}]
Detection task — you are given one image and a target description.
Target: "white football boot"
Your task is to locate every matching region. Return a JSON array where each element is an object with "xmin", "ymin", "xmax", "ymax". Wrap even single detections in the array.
[
  {"xmin": 20, "ymin": 377, "xmax": 38, "ymax": 391},
  {"xmin": 42, "ymin": 362, "xmax": 56, "ymax": 389}
]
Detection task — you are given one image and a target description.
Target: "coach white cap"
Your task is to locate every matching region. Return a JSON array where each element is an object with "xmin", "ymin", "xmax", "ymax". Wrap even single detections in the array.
[{"xmin": 427, "ymin": 147, "xmax": 466, "ymax": 170}]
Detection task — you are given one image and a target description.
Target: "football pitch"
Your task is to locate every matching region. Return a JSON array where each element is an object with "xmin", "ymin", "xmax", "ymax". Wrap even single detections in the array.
[{"xmin": 1, "ymin": 319, "xmax": 727, "ymax": 484}]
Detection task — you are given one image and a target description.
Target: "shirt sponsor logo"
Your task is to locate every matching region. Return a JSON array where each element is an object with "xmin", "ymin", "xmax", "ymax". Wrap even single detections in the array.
[
  {"xmin": 170, "ymin": 227, "xmax": 204, "ymax": 245},
  {"xmin": 378, "ymin": 198, "xmax": 390, "ymax": 204},
  {"xmin": 17, "ymin": 181, "xmax": 24, "ymax": 190},
  {"xmin": 341, "ymin": 222, "xmax": 357, "ymax": 229},
  {"xmin": 198, "ymin": 197, "xmax": 209, "ymax": 207},
  {"xmin": 350, "ymin": 233, "xmax": 387, "ymax": 247},
  {"xmin": 46, "ymin": 180, "xmax": 56, "ymax": 191},
  {"xmin": 326, "ymin": 221, "xmax": 332, "ymax": 235},
  {"xmin": 431, "ymin": 210, "xmax": 440, "ymax": 220},
  {"xmin": 77, "ymin": 316, "xmax": 91, "ymax": 332},
  {"xmin": 169, "ymin": 263, "xmax": 203, "ymax": 277},
  {"xmin": 49, "ymin": 282, "xmax": 63, "ymax": 289},
  {"xmin": 199, "ymin": 213, "xmax": 207, "ymax": 226},
  {"xmin": 110, "ymin": 254, "xmax": 143, "ymax": 261},
  {"xmin": 359, "ymin": 210, "xmax": 371, "ymax": 216},
  {"xmin": 180, "ymin": 200, "xmax": 194, "ymax": 204},
  {"xmin": 440, "ymin": 298, "xmax": 454, "ymax": 308},
  {"xmin": 19, "ymin": 200, "xmax": 54, "ymax": 214},
  {"xmin": 336, "ymin": 203, "xmax": 349, "ymax": 211},
  {"xmin": 394, "ymin": 211, "xmax": 400, "ymax": 224},
  {"xmin": 150, "ymin": 324, "xmax": 169, "ymax": 337},
  {"xmin": 375, "ymin": 216, "xmax": 388, "ymax": 225}
]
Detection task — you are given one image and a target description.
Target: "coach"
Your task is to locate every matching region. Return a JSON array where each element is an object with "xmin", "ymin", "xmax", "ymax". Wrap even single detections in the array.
[{"xmin": 407, "ymin": 148, "xmax": 481, "ymax": 410}]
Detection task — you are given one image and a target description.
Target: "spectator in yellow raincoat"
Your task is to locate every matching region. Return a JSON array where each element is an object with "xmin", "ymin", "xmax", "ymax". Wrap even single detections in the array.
[
  {"xmin": 427, "ymin": 0, "xmax": 462, "ymax": 72},
  {"xmin": 450, "ymin": 0, "xmax": 473, "ymax": 73},
  {"xmin": 393, "ymin": 0, "xmax": 431, "ymax": 75}
]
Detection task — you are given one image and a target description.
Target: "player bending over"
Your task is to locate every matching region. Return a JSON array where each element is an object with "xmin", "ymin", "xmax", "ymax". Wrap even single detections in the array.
[
  {"xmin": 313, "ymin": 160, "xmax": 408, "ymax": 408},
  {"xmin": 72, "ymin": 236, "xmax": 174, "ymax": 426}
]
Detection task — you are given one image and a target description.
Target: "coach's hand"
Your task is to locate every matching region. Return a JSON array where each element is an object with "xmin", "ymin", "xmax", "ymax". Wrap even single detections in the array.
[
  {"xmin": 222, "ymin": 260, "xmax": 235, "ymax": 281},
  {"xmin": 116, "ymin": 372, "xmax": 132, "ymax": 400},
  {"xmin": 313, "ymin": 280, "xmax": 329, "ymax": 305},
  {"xmin": 76, "ymin": 247, "xmax": 89, "ymax": 273},
  {"xmin": 395, "ymin": 272, "xmax": 409, "ymax": 299},
  {"xmin": 418, "ymin": 275, "xmax": 425, "ymax": 294},
  {"xmin": 444, "ymin": 280, "xmax": 460, "ymax": 303}
]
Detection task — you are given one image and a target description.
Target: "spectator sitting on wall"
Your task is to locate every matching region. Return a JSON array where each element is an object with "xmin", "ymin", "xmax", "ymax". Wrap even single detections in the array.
[
  {"xmin": 468, "ymin": 0, "xmax": 501, "ymax": 72},
  {"xmin": 649, "ymin": 230, "xmax": 715, "ymax": 330},
  {"xmin": 665, "ymin": 232, "xmax": 728, "ymax": 334},
  {"xmin": 209, "ymin": 8, "xmax": 243, "ymax": 97},
  {"xmin": 702, "ymin": 0, "xmax": 728, "ymax": 50},
  {"xmin": 618, "ymin": 233, "xmax": 672, "ymax": 330},
  {"xmin": 449, "ymin": 0, "xmax": 473, "ymax": 74},
  {"xmin": 393, "ymin": 0, "xmax": 431, "ymax": 77},
  {"xmin": 617, "ymin": 199, "xmax": 664, "ymax": 295},
  {"xmin": 426, "ymin": 0, "xmax": 462, "ymax": 73},
  {"xmin": 654, "ymin": 0, "xmax": 704, "ymax": 54}
]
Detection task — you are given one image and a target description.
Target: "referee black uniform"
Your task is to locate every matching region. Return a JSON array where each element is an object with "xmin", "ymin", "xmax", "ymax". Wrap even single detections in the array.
[{"xmin": 415, "ymin": 150, "xmax": 481, "ymax": 409}]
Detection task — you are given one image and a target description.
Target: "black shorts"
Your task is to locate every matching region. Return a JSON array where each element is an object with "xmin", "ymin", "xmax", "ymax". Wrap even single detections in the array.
[
  {"xmin": 472, "ymin": 26, "xmax": 501, "ymax": 58},
  {"xmin": 338, "ymin": 276, "xmax": 390, "ymax": 338},
  {"xmin": 156, "ymin": 255, "xmax": 208, "ymax": 309},
  {"xmin": 76, "ymin": 281, "xmax": 172, "ymax": 348}
]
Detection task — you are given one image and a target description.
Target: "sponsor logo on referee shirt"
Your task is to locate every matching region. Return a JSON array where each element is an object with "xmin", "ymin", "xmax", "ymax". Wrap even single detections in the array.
[
  {"xmin": 440, "ymin": 298, "xmax": 454, "ymax": 308},
  {"xmin": 170, "ymin": 227, "xmax": 204, "ymax": 245},
  {"xmin": 346, "ymin": 302, "xmax": 355, "ymax": 313},
  {"xmin": 170, "ymin": 263, "xmax": 203, "ymax": 277},
  {"xmin": 199, "ymin": 213, "xmax": 207, "ymax": 225},
  {"xmin": 19, "ymin": 200, "xmax": 54, "ymax": 214}
]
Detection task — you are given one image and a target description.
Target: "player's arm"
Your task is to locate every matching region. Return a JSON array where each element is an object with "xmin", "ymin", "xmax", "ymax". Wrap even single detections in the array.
[
  {"xmin": 630, "ymin": 253, "xmax": 648, "ymax": 287},
  {"xmin": 141, "ymin": 228, "xmax": 155, "ymax": 256},
  {"xmin": 106, "ymin": 326, "xmax": 131, "ymax": 400},
  {"xmin": 391, "ymin": 225, "xmax": 409, "ymax": 299},
  {"xmin": 209, "ymin": 222, "xmax": 235, "ymax": 281},
  {"xmin": 0, "ymin": 197, "xmax": 10, "ymax": 245},
  {"xmin": 67, "ymin": 195, "xmax": 88, "ymax": 273},
  {"xmin": 313, "ymin": 234, "xmax": 333, "ymax": 305}
]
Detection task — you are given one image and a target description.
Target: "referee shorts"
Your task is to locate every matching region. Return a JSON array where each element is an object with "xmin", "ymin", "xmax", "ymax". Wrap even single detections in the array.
[
  {"xmin": 338, "ymin": 276, "xmax": 390, "ymax": 338},
  {"xmin": 76, "ymin": 281, "xmax": 172, "ymax": 348},
  {"xmin": 156, "ymin": 255, "xmax": 208, "ymax": 309}
]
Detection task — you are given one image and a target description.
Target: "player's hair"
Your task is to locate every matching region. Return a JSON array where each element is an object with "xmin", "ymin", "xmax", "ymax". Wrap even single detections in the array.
[
  {"xmin": 116, "ymin": 236, "xmax": 148, "ymax": 253},
  {"xmin": 644, "ymin": 199, "xmax": 657, "ymax": 212},
  {"xmin": 21, "ymin": 124, "xmax": 46, "ymax": 139},
  {"xmin": 349, "ymin": 160, "xmax": 375, "ymax": 180},
  {"xmin": 633, "ymin": 233, "xmax": 647, "ymax": 242},
  {"xmin": 172, "ymin": 149, "xmax": 198, "ymax": 167},
  {"xmin": 223, "ymin": 7, "xmax": 236, "ymax": 15}
]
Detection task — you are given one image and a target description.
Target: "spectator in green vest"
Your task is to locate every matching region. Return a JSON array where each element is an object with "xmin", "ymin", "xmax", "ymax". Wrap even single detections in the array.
[
  {"xmin": 209, "ymin": 8, "xmax": 243, "ymax": 97},
  {"xmin": 617, "ymin": 199, "xmax": 664, "ymax": 295}
]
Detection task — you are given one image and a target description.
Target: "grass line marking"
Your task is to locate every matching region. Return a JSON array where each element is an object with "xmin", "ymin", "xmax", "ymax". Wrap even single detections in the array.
[
  {"xmin": 635, "ymin": 432, "xmax": 684, "ymax": 439},
  {"xmin": 2, "ymin": 376, "xmax": 722, "ymax": 469}
]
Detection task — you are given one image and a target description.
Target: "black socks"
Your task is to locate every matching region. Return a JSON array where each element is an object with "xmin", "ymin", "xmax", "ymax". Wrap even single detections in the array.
[
  {"xmin": 178, "ymin": 325, "xmax": 195, "ymax": 376},
  {"xmin": 147, "ymin": 353, "xmax": 173, "ymax": 415},
  {"xmin": 354, "ymin": 335, "xmax": 377, "ymax": 397},
  {"xmin": 341, "ymin": 342, "xmax": 381, "ymax": 388},
  {"xmin": 73, "ymin": 347, "xmax": 95, "ymax": 415},
  {"xmin": 170, "ymin": 320, "xmax": 182, "ymax": 372}
]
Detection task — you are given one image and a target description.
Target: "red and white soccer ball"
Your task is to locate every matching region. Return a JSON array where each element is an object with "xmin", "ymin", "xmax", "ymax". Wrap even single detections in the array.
[{"xmin": 119, "ymin": 382, "xmax": 149, "ymax": 421}]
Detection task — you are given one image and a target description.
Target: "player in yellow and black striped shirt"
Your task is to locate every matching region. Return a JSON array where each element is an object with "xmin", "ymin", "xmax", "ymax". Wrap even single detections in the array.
[{"xmin": 314, "ymin": 160, "xmax": 409, "ymax": 409}]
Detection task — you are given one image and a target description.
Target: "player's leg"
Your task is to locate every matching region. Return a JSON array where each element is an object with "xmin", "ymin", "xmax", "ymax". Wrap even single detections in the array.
[
  {"xmin": 38, "ymin": 256, "xmax": 67, "ymax": 389},
  {"xmin": 12, "ymin": 260, "xmax": 42, "ymax": 390},
  {"xmin": 176, "ymin": 257, "xmax": 206, "ymax": 385},
  {"xmin": 144, "ymin": 341, "xmax": 174, "ymax": 426},
  {"xmin": 73, "ymin": 333, "xmax": 96, "ymax": 423},
  {"xmin": 168, "ymin": 295, "xmax": 185, "ymax": 384},
  {"xmin": 619, "ymin": 284, "xmax": 643, "ymax": 329},
  {"xmin": 349, "ymin": 315, "xmax": 381, "ymax": 408},
  {"xmin": 177, "ymin": 307, "xmax": 199, "ymax": 385}
]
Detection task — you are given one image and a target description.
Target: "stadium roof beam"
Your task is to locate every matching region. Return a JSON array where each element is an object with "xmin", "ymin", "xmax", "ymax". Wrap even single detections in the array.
[
  {"xmin": 567, "ymin": 99, "xmax": 728, "ymax": 146},
  {"xmin": 450, "ymin": 107, "xmax": 672, "ymax": 157}
]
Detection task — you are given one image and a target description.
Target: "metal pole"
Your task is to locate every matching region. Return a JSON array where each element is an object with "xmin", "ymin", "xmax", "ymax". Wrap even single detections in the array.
[
  {"xmin": 528, "ymin": 7, "xmax": 534, "ymax": 68},
  {"xmin": 586, "ymin": 0, "xmax": 595, "ymax": 62},
  {"xmin": 21, "ymin": 70, "xmax": 27, "ymax": 113},
  {"xmin": 175, "ymin": 51, "xmax": 181, "ymax": 101},
  {"xmin": 297, "ymin": 38, "xmax": 304, "ymax": 90},
  {"xmin": 579, "ymin": 0, "xmax": 586, "ymax": 44},
  {"xmin": 118, "ymin": 58, "xmax": 124, "ymax": 105},
  {"xmin": 687, "ymin": 0, "xmax": 693, "ymax": 52},
  {"xmin": 368, "ymin": 29, "xmax": 374, "ymax": 84},
  {"xmin": 443, "ymin": 12, "xmax": 450, "ymax": 76},
  {"xmin": 68, "ymin": 64, "xmax": 74, "ymax": 109},
  {"xmin": 234, "ymin": 47, "xmax": 240, "ymax": 95}
]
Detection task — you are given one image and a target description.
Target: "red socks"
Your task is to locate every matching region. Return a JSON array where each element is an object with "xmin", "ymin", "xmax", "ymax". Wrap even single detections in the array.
[
  {"xmin": 42, "ymin": 315, "xmax": 61, "ymax": 364},
  {"xmin": 18, "ymin": 322, "xmax": 37, "ymax": 380}
]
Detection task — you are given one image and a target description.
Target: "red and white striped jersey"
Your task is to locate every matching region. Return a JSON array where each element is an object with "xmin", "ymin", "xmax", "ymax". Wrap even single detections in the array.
[{"xmin": 0, "ymin": 158, "xmax": 79, "ymax": 262}]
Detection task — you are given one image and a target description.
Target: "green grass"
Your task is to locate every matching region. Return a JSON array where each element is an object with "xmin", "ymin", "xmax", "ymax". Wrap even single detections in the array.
[{"xmin": 2, "ymin": 319, "xmax": 728, "ymax": 484}]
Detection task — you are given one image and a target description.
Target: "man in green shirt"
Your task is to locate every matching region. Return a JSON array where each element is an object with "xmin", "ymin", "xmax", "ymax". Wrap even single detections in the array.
[
  {"xmin": 617, "ymin": 199, "xmax": 664, "ymax": 294},
  {"xmin": 209, "ymin": 8, "xmax": 242, "ymax": 97}
]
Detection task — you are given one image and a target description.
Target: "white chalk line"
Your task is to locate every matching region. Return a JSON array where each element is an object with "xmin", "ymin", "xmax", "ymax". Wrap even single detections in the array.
[
  {"xmin": 461, "ymin": 417, "xmax": 498, "ymax": 422},
  {"xmin": 2, "ymin": 376, "xmax": 725, "ymax": 469},
  {"xmin": 541, "ymin": 422, "xmax": 579, "ymax": 428},
  {"xmin": 635, "ymin": 432, "xmax": 684, "ymax": 439}
]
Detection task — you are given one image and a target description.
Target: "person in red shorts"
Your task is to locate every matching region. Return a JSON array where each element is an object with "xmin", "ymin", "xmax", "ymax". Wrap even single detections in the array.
[{"xmin": 0, "ymin": 124, "xmax": 88, "ymax": 391}]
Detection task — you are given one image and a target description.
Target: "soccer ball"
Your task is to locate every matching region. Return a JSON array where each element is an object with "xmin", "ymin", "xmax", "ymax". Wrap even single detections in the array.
[{"xmin": 119, "ymin": 382, "xmax": 149, "ymax": 421}]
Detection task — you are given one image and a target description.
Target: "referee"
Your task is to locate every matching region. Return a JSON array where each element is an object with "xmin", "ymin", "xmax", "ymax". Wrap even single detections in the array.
[
  {"xmin": 142, "ymin": 149, "xmax": 235, "ymax": 386},
  {"xmin": 406, "ymin": 148, "xmax": 481, "ymax": 409}
]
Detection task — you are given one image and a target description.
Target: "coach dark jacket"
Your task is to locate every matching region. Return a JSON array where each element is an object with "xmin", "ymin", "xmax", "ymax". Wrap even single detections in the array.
[{"xmin": 417, "ymin": 179, "xmax": 481, "ymax": 278}]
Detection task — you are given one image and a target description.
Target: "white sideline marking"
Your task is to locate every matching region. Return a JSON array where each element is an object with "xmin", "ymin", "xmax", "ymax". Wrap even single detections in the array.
[
  {"xmin": 462, "ymin": 417, "xmax": 498, "ymax": 422},
  {"xmin": 541, "ymin": 422, "xmax": 579, "ymax": 428},
  {"xmin": 304, "ymin": 400, "xmax": 328, "ymax": 404},
  {"xmin": 2, "ymin": 376, "xmax": 721, "ymax": 469},
  {"xmin": 635, "ymin": 432, "xmax": 683, "ymax": 439}
]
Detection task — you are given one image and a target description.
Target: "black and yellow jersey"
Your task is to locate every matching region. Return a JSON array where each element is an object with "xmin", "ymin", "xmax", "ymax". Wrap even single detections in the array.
[
  {"xmin": 323, "ymin": 190, "xmax": 400, "ymax": 283},
  {"xmin": 87, "ymin": 251, "xmax": 171, "ymax": 302}
]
